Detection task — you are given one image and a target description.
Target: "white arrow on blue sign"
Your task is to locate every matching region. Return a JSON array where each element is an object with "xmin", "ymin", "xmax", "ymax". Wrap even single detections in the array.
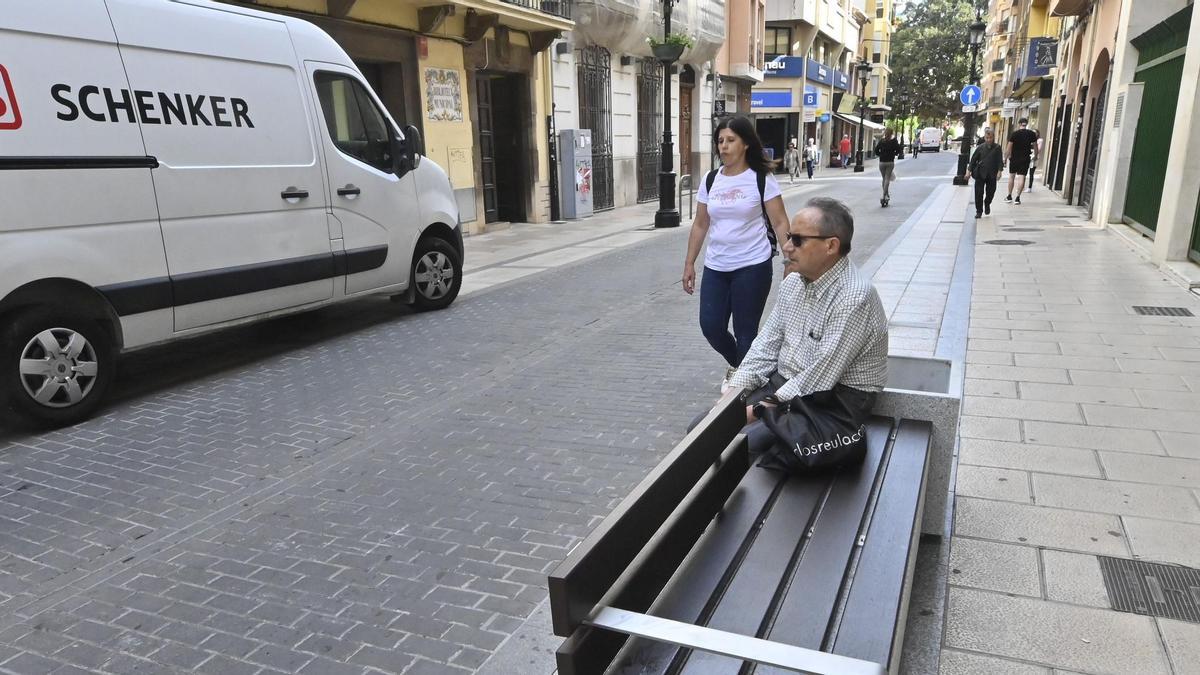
[{"xmin": 960, "ymin": 85, "xmax": 982, "ymax": 106}]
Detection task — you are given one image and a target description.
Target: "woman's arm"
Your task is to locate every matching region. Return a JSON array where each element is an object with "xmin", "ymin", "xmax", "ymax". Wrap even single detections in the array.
[
  {"xmin": 682, "ymin": 204, "xmax": 710, "ymax": 295},
  {"xmin": 764, "ymin": 195, "xmax": 789, "ymax": 255}
]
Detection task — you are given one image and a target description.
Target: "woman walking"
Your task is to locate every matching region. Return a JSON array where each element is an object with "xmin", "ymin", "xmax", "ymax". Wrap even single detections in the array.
[
  {"xmin": 783, "ymin": 141, "xmax": 802, "ymax": 184},
  {"xmin": 804, "ymin": 138, "xmax": 817, "ymax": 179},
  {"xmin": 682, "ymin": 116, "xmax": 790, "ymax": 390}
]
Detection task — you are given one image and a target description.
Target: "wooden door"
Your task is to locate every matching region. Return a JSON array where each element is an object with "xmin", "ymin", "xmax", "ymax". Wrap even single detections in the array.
[{"xmin": 680, "ymin": 81, "xmax": 693, "ymax": 179}]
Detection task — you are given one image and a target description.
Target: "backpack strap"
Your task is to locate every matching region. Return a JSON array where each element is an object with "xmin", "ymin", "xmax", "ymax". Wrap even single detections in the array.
[
  {"xmin": 705, "ymin": 169, "xmax": 718, "ymax": 195},
  {"xmin": 757, "ymin": 170, "xmax": 778, "ymax": 255}
]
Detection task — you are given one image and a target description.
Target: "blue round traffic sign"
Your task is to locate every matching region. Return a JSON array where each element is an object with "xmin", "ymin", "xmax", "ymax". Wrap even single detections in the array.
[
  {"xmin": 960, "ymin": 85, "xmax": 982, "ymax": 106},
  {"xmin": 819, "ymin": 112, "xmax": 831, "ymax": 123}
]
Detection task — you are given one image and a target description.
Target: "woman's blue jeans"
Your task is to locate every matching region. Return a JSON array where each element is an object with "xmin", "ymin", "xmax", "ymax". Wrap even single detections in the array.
[{"xmin": 699, "ymin": 258, "xmax": 773, "ymax": 367}]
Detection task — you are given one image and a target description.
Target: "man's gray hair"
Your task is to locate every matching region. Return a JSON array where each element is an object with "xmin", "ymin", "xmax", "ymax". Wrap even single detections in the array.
[{"xmin": 806, "ymin": 197, "xmax": 854, "ymax": 256}]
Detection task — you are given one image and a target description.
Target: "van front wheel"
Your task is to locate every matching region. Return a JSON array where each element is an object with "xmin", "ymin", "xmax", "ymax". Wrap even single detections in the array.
[
  {"xmin": 410, "ymin": 237, "xmax": 462, "ymax": 311},
  {"xmin": 0, "ymin": 309, "xmax": 116, "ymax": 429}
]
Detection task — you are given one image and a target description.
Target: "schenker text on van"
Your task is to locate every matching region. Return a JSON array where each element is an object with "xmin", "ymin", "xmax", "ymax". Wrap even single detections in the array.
[{"xmin": 50, "ymin": 84, "xmax": 254, "ymax": 128}]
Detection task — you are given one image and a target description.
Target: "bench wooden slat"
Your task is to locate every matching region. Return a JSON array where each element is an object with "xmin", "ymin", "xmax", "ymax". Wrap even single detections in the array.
[
  {"xmin": 612, "ymin": 465, "xmax": 786, "ymax": 674},
  {"xmin": 757, "ymin": 416, "xmax": 897, "ymax": 657},
  {"xmin": 829, "ymin": 419, "xmax": 932, "ymax": 668},
  {"xmin": 554, "ymin": 435, "xmax": 751, "ymax": 675},
  {"xmin": 549, "ymin": 393, "xmax": 746, "ymax": 637},
  {"xmin": 678, "ymin": 476, "xmax": 830, "ymax": 672}
]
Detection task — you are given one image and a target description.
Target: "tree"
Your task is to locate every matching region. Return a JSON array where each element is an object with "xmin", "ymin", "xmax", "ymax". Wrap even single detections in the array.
[{"xmin": 890, "ymin": 0, "xmax": 977, "ymax": 126}]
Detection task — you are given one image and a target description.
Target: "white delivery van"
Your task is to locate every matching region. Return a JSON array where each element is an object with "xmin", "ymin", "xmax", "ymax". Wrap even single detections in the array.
[
  {"xmin": 918, "ymin": 127, "xmax": 943, "ymax": 152},
  {"xmin": 0, "ymin": 0, "xmax": 463, "ymax": 427}
]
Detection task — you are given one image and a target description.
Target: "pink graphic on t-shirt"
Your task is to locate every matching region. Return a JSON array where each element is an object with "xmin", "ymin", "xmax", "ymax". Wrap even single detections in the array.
[{"xmin": 713, "ymin": 188, "xmax": 745, "ymax": 205}]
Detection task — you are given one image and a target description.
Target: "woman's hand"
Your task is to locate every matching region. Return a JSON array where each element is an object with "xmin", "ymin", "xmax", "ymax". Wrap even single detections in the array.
[{"xmin": 682, "ymin": 264, "xmax": 696, "ymax": 295}]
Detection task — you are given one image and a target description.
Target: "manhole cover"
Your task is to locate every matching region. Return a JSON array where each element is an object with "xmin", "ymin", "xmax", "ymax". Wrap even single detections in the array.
[
  {"xmin": 1132, "ymin": 306, "xmax": 1195, "ymax": 317},
  {"xmin": 983, "ymin": 239, "xmax": 1034, "ymax": 246},
  {"xmin": 1003, "ymin": 227, "xmax": 1043, "ymax": 232},
  {"xmin": 1098, "ymin": 556, "xmax": 1200, "ymax": 623}
]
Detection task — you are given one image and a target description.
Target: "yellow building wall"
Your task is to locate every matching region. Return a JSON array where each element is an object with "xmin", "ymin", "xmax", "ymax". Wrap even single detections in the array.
[{"xmin": 418, "ymin": 38, "xmax": 477, "ymax": 198}]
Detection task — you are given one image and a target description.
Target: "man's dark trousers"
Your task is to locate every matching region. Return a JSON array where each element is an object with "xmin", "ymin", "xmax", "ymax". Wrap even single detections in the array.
[{"xmin": 974, "ymin": 172, "xmax": 997, "ymax": 214}]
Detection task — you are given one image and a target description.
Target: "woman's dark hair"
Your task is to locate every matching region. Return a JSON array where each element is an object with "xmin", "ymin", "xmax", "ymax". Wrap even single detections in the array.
[{"xmin": 713, "ymin": 115, "xmax": 778, "ymax": 173}]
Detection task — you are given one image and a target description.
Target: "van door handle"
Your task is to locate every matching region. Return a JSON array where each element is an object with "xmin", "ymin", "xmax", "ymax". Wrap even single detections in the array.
[
  {"xmin": 281, "ymin": 188, "xmax": 309, "ymax": 200},
  {"xmin": 337, "ymin": 185, "xmax": 361, "ymax": 197}
]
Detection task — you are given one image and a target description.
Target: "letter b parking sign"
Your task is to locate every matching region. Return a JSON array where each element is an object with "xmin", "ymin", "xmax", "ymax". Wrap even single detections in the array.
[{"xmin": 0, "ymin": 64, "xmax": 22, "ymax": 130}]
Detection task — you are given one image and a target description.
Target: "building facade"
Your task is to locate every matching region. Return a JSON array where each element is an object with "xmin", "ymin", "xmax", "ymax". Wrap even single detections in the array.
[
  {"xmin": 228, "ymin": 0, "xmax": 573, "ymax": 235},
  {"xmin": 753, "ymin": 0, "xmax": 870, "ymax": 168},
  {"xmin": 862, "ymin": 0, "xmax": 894, "ymax": 125}
]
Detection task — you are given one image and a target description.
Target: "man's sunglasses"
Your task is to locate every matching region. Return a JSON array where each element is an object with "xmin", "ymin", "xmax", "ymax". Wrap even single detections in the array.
[{"xmin": 787, "ymin": 233, "xmax": 836, "ymax": 247}]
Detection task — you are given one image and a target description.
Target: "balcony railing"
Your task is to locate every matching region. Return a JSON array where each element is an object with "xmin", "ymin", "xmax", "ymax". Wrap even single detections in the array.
[{"xmin": 499, "ymin": 0, "xmax": 572, "ymax": 19}]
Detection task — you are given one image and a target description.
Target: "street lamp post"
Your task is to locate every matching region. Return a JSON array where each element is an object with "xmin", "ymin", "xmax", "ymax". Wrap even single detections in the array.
[
  {"xmin": 853, "ymin": 59, "xmax": 871, "ymax": 173},
  {"xmin": 654, "ymin": 0, "xmax": 681, "ymax": 228},
  {"xmin": 953, "ymin": 13, "xmax": 988, "ymax": 186}
]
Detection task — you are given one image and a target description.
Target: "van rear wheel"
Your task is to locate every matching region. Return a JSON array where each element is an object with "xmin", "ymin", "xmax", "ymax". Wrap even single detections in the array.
[
  {"xmin": 410, "ymin": 236, "xmax": 462, "ymax": 311},
  {"xmin": 0, "ymin": 309, "xmax": 116, "ymax": 429}
]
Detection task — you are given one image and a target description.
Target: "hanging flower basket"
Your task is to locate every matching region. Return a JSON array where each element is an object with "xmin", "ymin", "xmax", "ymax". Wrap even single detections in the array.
[{"xmin": 648, "ymin": 33, "xmax": 693, "ymax": 63}]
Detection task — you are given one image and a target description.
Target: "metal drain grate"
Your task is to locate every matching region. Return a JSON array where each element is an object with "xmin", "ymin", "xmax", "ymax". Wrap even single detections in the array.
[
  {"xmin": 1132, "ymin": 306, "xmax": 1195, "ymax": 317},
  {"xmin": 1098, "ymin": 556, "xmax": 1200, "ymax": 623},
  {"xmin": 1003, "ymin": 227, "xmax": 1044, "ymax": 232},
  {"xmin": 983, "ymin": 239, "xmax": 1034, "ymax": 246}
]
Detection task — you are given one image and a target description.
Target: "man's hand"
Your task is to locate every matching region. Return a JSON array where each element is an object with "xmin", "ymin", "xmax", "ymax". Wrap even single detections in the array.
[
  {"xmin": 746, "ymin": 401, "xmax": 776, "ymax": 424},
  {"xmin": 682, "ymin": 265, "xmax": 696, "ymax": 295}
]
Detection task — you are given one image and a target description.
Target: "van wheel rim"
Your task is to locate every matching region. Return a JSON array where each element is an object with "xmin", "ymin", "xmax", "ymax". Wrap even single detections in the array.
[
  {"xmin": 415, "ymin": 251, "xmax": 454, "ymax": 300},
  {"xmin": 18, "ymin": 328, "xmax": 99, "ymax": 408}
]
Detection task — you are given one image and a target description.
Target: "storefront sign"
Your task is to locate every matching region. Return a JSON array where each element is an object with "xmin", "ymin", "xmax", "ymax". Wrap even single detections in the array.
[
  {"xmin": 1027, "ymin": 37, "xmax": 1058, "ymax": 78},
  {"xmin": 833, "ymin": 70, "xmax": 850, "ymax": 91},
  {"xmin": 424, "ymin": 68, "xmax": 463, "ymax": 122},
  {"xmin": 803, "ymin": 86, "xmax": 818, "ymax": 107},
  {"xmin": 806, "ymin": 60, "xmax": 832, "ymax": 85},
  {"xmin": 764, "ymin": 56, "xmax": 806, "ymax": 78},
  {"xmin": 750, "ymin": 90, "xmax": 793, "ymax": 108}
]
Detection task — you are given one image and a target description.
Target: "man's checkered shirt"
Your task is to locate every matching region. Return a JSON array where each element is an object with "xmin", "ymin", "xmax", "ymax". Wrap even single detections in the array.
[{"xmin": 728, "ymin": 256, "xmax": 889, "ymax": 400}]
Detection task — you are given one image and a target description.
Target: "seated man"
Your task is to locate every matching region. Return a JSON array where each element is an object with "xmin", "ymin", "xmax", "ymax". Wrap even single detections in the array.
[{"xmin": 724, "ymin": 197, "xmax": 889, "ymax": 460}]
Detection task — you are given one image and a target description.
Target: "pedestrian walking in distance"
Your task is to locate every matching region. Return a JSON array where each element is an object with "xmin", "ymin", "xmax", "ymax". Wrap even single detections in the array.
[
  {"xmin": 683, "ymin": 115, "xmax": 791, "ymax": 392},
  {"xmin": 784, "ymin": 141, "xmax": 802, "ymax": 184},
  {"xmin": 874, "ymin": 128, "xmax": 902, "ymax": 207},
  {"xmin": 965, "ymin": 127, "xmax": 1004, "ymax": 218},
  {"xmin": 804, "ymin": 138, "xmax": 818, "ymax": 179},
  {"xmin": 839, "ymin": 134, "xmax": 853, "ymax": 168},
  {"xmin": 1004, "ymin": 118, "xmax": 1038, "ymax": 204}
]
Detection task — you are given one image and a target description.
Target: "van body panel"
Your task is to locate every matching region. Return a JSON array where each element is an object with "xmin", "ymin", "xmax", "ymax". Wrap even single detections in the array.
[
  {"xmin": 307, "ymin": 62, "xmax": 419, "ymax": 296},
  {"xmin": 0, "ymin": 1, "xmax": 172, "ymax": 348},
  {"xmin": 105, "ymin": 0, "xmax": 335, "ymax": 331}
]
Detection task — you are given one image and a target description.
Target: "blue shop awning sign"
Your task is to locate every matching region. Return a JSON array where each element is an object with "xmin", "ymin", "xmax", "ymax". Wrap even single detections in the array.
[
  {"xmin": 833, "ymin": 70, "xmax": 850, "ymax": 90},
  {"xmin": 751, "ymin": 90, "xmax": 794, "ymax": 108},
  {"xmin": 764, "ymin": 55, "xmax": 806, "ymax": 78},
  {"xmin": 803, "ymin": 85, "xmax": 818, "ymax": 107},
  {"xmin": 806, "ymin": 60, "xmax": 832, "ymax": 85}
]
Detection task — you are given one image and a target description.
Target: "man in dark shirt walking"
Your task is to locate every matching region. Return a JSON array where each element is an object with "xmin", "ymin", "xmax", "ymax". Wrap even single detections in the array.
[
  {"xmin": 965, "ymin": 128, "xmax": 1004, "ymax": 218},
  {"xmin": 1005, "ymin": 118, "xmax": 1038, "ymax": 204},
  {"xmin": 874, "ymin": 129, "xmax": 902, "ymax": 207}
]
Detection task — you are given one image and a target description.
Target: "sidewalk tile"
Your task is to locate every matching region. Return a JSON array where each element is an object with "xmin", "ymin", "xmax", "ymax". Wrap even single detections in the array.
[
  {"xmin": 959, "ymin": 439, "xmax": 1102, "ymax": 477},
  {"xmin": 949, "ymin": 537, "xmax": 1040, "ymax": 596},
  {"xmin": 954, "ymin": 498, "xmax": 1127, "ymax": 556},
  {"xmin": 1018, "ymin": 383, "xmax": 1138, "ymax": 406},
  {"xmin": 1032, "ymin": 474, "xmax": 1200, "ymax": 522},
  {"xmin": 1117, "ymin": 358, "xmax": 1200, "ymax": 376},
  {"xmin": 1159, "ymin": 619, "xmax": 1200, "ymax": 675},
  {"xmin": 966, "ymin": 365, "xmax": 1070, "ymax": 384},
  {"xmin": 1068, "ymin": 370, "xmax": 1190, "ymax": 392},
  {"xmin": 1011, "ymin": 330, "xmax": 1104, "ymax": 345},
  {"xmin": 956, "ymin": 466, "xmax": 1032, "ymax": 503},
  {"xmin": 1103, "ymin": 334, "xmax": 1200, "ymax": 348},
  {"xmin": 972, "ymin": 318, "xmax": 1055, "ymax": 331},
  {"xmin": 944, "ymin": 588, "xmax": 1168, "ymax": 674},
  {"xmin": 966, "ymin": 351, "xmax": 1015, "ymax": 366},
  {"xmin": 962, "ymin": 397, "xmax": 1083, "ymax": 424},
  {"xmin": 1051, "ymin": 321, "xmax": 1146, "ymax": 335},
  {"xmin": 1099, "ymin": 452, "xmax": 1200, "ymax": 488},
  {"xmin": 939, "ymin": 650, "xmax": 1051, "ymax": 675},
  {"xmin": 1132, "ymin": 389, "xmax": 1200, "ymax": 412},
  {"xmin": 1024, "ymin": 421, "xmax": 1163, "ymax": 454},
  {"xmin": 959, "ymin": 416, "xmax": 1022, "ymax": 442},
  {"xmin": 1082, "ymin": 404, "xmax": 1200, "ymax": 434},
  {"xmin": 965, "ymin": 379, "xmax": 1018, "ymax": 398},
  {"xmin": 969, "ymin": 339, "xmax": 1062, "ymax": 354},
  {"xmin": 1014, "ymin": 354, "xmax": 1120, "ymax": 372},
  {"xmin": 1123, "ymin": 517, "xmax": 1200, "ymax": 567},
  {"xmin": 969, "ymin": 327, "xmax": 1013, "ymax": 340},
  {"xmin": 1159, "ymin": 431, "xmax": 1200, "ymax": 459},
  {"xmin": 1042, "ymin": 550, "xmax": 1111, "ymax": 609},
  {"xmin": 1060, "ymin": 342, "xmax": 1147, "ymax": 358}
]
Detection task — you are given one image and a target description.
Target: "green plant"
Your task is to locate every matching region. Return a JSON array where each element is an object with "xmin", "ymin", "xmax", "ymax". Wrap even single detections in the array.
[{"xmin": 648, "ymin": 32, "xmax": 694, "ymax": 50}]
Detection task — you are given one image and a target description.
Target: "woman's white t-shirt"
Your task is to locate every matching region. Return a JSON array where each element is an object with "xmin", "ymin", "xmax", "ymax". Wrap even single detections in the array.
[{"xmin": 696, "ymin": 167, "xmax": 781, "ymax": 272}]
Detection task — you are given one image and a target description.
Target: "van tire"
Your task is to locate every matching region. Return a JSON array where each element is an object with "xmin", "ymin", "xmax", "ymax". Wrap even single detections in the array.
[
  {"xmin": 0, "ymin": 308, "xmax": 116, "ymax": 429},
  {"xmin": 410, "ymin": 237, "xmax": 462, "ymax": 311}
]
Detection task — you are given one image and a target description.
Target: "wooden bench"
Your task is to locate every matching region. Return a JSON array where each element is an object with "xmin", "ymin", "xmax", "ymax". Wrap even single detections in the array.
[{"xmin": 547, "ymin": 389, "xmax": 935, "ymax": 675}]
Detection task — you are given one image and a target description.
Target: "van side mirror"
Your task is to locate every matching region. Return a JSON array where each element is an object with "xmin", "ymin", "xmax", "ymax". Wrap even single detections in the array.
[{"xmin": 393, "ymin": 124, "xmax": 423, "ymax": 176}]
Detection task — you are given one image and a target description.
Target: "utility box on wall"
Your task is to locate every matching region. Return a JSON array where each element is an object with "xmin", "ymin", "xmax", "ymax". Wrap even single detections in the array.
[{"xmin": 558, "ymin": 129, "xmax": 593, "ymax": 220}]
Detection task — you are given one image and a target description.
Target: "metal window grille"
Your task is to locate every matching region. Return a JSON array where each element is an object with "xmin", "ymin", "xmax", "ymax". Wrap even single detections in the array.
[{"xmin": 577, "ymin": 46, "xmax": 614, "ymax": 211}]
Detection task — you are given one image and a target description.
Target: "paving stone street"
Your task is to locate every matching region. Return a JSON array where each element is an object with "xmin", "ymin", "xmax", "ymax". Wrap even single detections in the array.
[{"xmin": 0, "ymin": 157, "xmax": 951, "ymax": 674}]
